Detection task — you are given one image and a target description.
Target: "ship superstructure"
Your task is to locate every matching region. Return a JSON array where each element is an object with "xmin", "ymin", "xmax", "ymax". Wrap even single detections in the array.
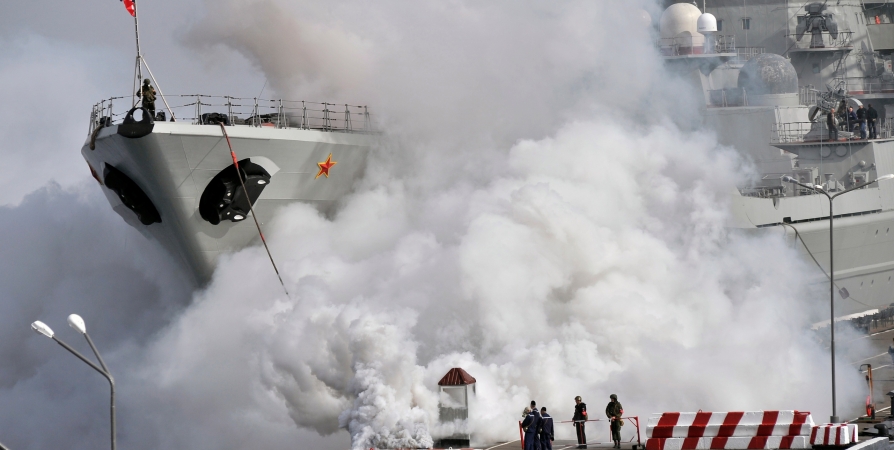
[{"xmin": 660, "ymin": 0, "xmax": 894, "ymax": 316}]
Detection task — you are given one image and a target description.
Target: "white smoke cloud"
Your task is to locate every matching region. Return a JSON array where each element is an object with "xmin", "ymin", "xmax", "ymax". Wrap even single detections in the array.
[
  {"xmin": 0, "ymin": 0, "xmax": 873, "ymax": 449},
  {"xmin": 136, "ymin": 0, "xmax": 872, "ymax": 449}
]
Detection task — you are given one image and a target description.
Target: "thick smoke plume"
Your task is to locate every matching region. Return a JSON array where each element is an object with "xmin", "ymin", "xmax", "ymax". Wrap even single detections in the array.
[{"xmin": 0, "ymin": 1, "xmax": 870, "ymax": 449}]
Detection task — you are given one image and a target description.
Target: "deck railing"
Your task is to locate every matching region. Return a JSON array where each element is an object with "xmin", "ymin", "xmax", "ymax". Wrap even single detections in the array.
[
  {"xmin": 658, "ymin": 34, "xmax": 763, "ymax": 61},
  {"xmin": 834, "ymin": 79, "xmax": 894, "ymax": 95},
  {"xmin": 707, "ymin": 87, "xmax": 748, "ymax": 107},
  {"xmin": 771, "ymin": 118, "xmax": 894, "ymax": 143},
  {"xmin": 88, "ymin": 95, "xmax": 373, "ymax": 136}
]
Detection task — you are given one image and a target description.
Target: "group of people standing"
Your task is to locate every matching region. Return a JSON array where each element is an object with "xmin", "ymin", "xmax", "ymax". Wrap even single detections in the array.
[
  {"xmin": 521, "ymin": 401, "xmax": 555, "ymax": 450},
  {"xmin": 826, "ymin": 102, "xmax": 880, "ymax": 141},
  {"xmin": 521, "ymin": 394, "xmax": 624, "ymax": 450}
]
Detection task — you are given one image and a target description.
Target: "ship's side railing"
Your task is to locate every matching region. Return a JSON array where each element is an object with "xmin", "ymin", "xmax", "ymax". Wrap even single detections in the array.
[
  {"xmin": 658, "ymin": 34, "xmax": 738, "ymax": 56},
  {"xmin": 772, "ymin": 122, "xmax": 814, "ymax": 143},
  {"xmin": 88, "ymin": 95, "xmax": 374, "ymax": 136},
  {"xmin": 771, "ymin": 118, "xmax": 894, "ymax": 143},
  {"xmin": 785, "ymin": 30, "xmax": 854, "ymax": 50},
  {"xmin": 733, "ymin": 46, "xmax": 764, "ymax": 61},
  {"xmin": 706, "ymin": 87, "xmax": 749, "ymax": 107},
  {"xmin": 657, "ymin": 34, "xmax": 763, "ymax": 61},
  {"xmin": 835, "ymin": 79, "xmax": 894, "ymax": 95}
]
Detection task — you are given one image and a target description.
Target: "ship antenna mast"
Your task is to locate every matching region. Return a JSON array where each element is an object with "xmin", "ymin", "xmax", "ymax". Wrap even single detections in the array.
[
  {"xmin": 130, "ymin": 0, "xmax": 176, "ymax": 121},
  {"xmin": 131, "ymin": 0, "xmax": 142, "ymax": 108}
]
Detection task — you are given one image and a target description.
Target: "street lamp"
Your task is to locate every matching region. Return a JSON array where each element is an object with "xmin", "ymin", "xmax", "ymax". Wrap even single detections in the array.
[
  {"xmin": 31, "ymin": 316, "xmax": 115, "ymax": 450},
  {"xmin": 783, "ymin": 173, "xmax": 894, "ymax": 423}
]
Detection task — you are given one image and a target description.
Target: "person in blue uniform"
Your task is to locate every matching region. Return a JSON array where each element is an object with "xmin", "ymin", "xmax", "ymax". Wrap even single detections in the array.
[
  {"xmin": 573, "ymin": 396, "xmax": 588, "ymax": 449},
  {"xmin": 540, "ymin": 407, "xmax": 554, "ymax": 450},
  {"xmin": 521, "ymin": 407, "xmax": 542, "ymax": 450}
]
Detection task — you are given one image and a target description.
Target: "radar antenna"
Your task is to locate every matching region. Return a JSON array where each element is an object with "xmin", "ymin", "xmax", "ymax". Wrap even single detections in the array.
[{"xmin": 795, "ymin": 1, "xmax": 838, "ymax": 49}]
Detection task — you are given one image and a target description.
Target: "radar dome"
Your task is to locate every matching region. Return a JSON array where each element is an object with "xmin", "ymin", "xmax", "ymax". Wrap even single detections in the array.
[
  {"xmin": 737, "ymin": 53, "xmax": 799, "ymax": 95},
  {"xmin": 638, "ymin": 9, "xmax": 652, "ymax": 27},
  {"xmin": 697, "ymin": 13, "xmax": 717, "ymax": 33},
  {"xmin": 660, "ymin": 3, "xmax": 703, "ymax": 39}
]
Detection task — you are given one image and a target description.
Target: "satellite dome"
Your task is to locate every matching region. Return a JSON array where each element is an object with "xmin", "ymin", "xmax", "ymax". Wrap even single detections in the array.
[
  {"xmin": 660, "ymin": 3, "xmax": 703, "ymax": 39},
  {"xmin": 737, "ymin": 53, "xmax": 799, "ymax": 95},
  {"xmin": 638, "ymin": 9, "xmax": 652, "ymax": 27},
  {"xmin": 697, "ymin": 13, "xmax": 717, "ymax": 33}
]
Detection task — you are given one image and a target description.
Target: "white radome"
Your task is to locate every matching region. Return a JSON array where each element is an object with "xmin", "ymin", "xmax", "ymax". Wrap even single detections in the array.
[
  {"xmin": 659, "ymin": 3, "xmax": 704, "ymax": 39},
  {"xmin": 697, "ymin": 13, "xmax": 717, "ymax": 33}
]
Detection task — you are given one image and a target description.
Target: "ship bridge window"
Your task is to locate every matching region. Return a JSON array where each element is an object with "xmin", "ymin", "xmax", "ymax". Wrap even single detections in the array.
[
  {"xmin": 813, "ymin": 63, "xmax": 820, "ymax": 73},
  {"xmin": 742, "ymin": 17, "xmax": 751, "ymax": 30},
  {"xmin": 717, "ymin": 19, "xmax": 723, "ymax": 31}
]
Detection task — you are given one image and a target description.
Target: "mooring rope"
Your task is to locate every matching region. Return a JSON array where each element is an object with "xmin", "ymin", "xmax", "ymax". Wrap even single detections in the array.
[{"xmin": 218, "ymin": 123, "xmax": 289, "ymax": 295}]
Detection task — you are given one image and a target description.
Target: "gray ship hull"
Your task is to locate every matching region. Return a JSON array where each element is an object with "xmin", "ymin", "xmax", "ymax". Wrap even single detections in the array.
[
  {"xmin": 82, "ymin": 123, "xmax": 375, "ymax": 284},
  {"xmin": 729, "ymin": 138, "xmax": 894, "ymax": 317}
]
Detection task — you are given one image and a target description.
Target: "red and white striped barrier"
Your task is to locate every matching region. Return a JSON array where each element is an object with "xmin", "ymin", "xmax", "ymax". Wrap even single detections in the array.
[
  {"xmin": 810, "ymin": 424, "xmax": 858, "ymax": 446},
  {"xmin": 646, "ymin": 411, "xmax": 814, "ymax": 438},
  {"xmin": 645, "ymin": 435, "xmax": 810, "ymax": 450}
]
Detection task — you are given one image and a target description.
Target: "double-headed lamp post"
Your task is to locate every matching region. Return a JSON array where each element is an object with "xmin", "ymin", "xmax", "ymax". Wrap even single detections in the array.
[
  {"xmin": 31, "ymin": 315, "xmax": 115, "ymax": 450},
  {"xmin": 782, "ymin": 173, "xmax": 894, "ymax": 423}
]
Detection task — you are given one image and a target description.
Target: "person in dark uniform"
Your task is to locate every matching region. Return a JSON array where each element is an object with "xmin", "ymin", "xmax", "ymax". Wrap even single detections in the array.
[
  {"xmin": 540, "ymin": 407, "xmax": 554, "ymax": 450},
  {"xmin": 606, "ymin": 394, "xmax": 624, "ymax": 449},
  {"xmin": 573, "ymin": 396, "xmax": 588, "ymax": 449},
  {"xmin": 136, "ymin": 78, "xmax": 157, "ymax": 119},
  {"xmin": 857, "ymin": 104, "xmax": 868, "ymax": 139},
  {"xmin": 847, "ymin": 107, "xmax": 858, "ymax": 133},
  {"xmin": 868, "ymin": 104, "xmax": 879, "ymax": 139},
  {"xmin": 826, "ymin": 109, "xmax": 839, "ymax": 141},
  {"xmin": 521, "ymin": 406, "xmax": 542, "ymax": 450}
]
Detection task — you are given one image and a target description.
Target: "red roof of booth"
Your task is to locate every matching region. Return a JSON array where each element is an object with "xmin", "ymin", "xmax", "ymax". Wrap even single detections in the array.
[{"xmin": 438, "ymin": 367, "xmax": 476, "ymax": 386}]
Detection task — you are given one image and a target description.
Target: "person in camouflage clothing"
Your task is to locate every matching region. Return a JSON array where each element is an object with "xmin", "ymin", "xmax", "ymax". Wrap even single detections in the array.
[
  {"xmin": 137, "ymin": 78, "xmax": 157, "ymax": 118},
  {"xmin": 605, "ymin": 394, "xmax": 623, "ymax": 449}
]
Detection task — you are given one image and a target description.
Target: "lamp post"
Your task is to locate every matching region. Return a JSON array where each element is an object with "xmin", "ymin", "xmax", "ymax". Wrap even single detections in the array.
[
  {"xmin": 31, "ymin": 316, "xmax": 115, "ymax": 450},
  {"xmin": 783, "ymin": 173, "xmax": 894, "ymax": 423}
]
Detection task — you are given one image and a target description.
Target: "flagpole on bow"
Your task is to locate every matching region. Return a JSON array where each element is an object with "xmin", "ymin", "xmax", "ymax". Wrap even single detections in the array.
[
  {"xmin": 126, "ymin": 0, "xmax": 175, "ymax": 120},
  {"xmin": 129, "ymin": 0, "xmax": 142, "ymax": 107}
]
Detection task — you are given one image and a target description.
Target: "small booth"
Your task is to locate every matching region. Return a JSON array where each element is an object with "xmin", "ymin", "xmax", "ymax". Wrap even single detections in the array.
[{"xmin": 437, "ymin": 367, "xmax": 476, "ymax": 448}]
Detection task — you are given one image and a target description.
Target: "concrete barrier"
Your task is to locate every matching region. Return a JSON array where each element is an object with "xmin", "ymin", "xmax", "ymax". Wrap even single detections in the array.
[
  {"xmin": 646, "ymin": 411, "xmax": 814, "ymax": 439},
  {"xmin": 645, "ymin": 436, "xmax": 811, "ymax": 450},
  {"xmin": 810, "ymin": 423, "xmax": 858, "ymax": 446}
]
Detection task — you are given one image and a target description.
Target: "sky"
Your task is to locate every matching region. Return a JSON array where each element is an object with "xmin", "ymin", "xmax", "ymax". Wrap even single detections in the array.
[{"xmin": 0, "ymin": 1, "xmax": 870, "ymax": 449}]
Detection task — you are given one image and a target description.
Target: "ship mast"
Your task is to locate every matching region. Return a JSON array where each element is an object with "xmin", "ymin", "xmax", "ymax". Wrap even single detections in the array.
[
  {"xmin": 131, "ymin": 0, "xmax": 142, "ymax": 108},
  {"xmin": 130, "ymin": 0, "xmax": 175, "ymax": 120}
]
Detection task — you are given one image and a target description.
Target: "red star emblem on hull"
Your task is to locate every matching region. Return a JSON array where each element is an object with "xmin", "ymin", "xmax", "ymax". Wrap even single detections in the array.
[{"xmin": 315, "ymin": 153, "xmax": 338, "ymax": 179}]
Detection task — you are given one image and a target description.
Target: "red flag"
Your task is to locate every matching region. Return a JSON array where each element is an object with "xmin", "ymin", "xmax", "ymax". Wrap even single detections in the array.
[{"xmin": 121, "ymin": 0, "xmax": 135, "ymax": 17}]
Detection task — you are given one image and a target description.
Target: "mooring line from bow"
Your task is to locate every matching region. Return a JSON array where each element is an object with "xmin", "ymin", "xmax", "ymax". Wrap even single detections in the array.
[{"xmin": 219, "ymin": 123, "xmax": 289, "ymax": 295}]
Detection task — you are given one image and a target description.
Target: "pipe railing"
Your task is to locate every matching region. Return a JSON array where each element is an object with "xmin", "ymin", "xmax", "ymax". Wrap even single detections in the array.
[
  {"xmin": 88, "ymin": 95, "xmax": 373, "ymax": 136},
  {"xmin": 771, "ymin": 119, "xmax": 894, "ymax": 143},
  {"xmin": 835, "ymin": 79, "xmax": 894, "ymax": 95}
]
